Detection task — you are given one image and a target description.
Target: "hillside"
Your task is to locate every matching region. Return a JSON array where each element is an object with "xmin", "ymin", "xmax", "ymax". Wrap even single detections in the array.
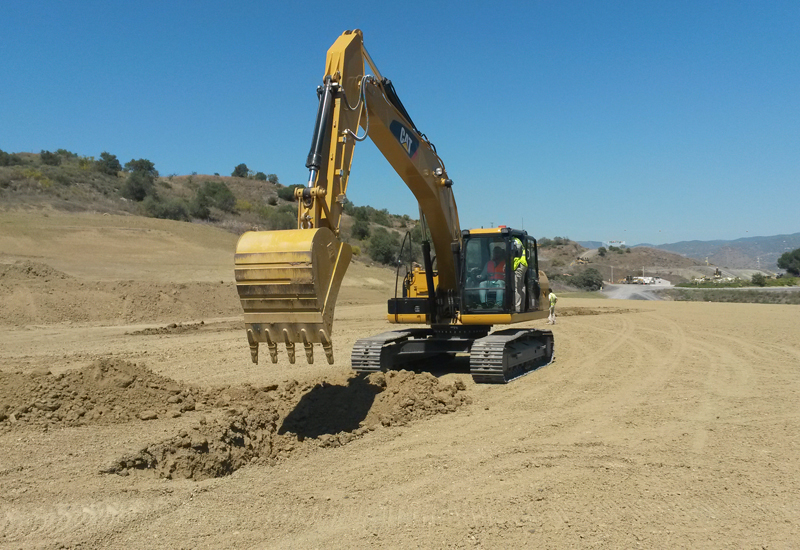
[
  {"xmin": 537, "ymin": 238, "xmax": 705, "ymax": 286},
  {"xmin": 0, "ymin": 149, "xmax": 416, "ymax": 266},
  {"xmin": 647, "ymin": 233, "xmax": 800, "ymax": 271},
  {"xmin": 5, "ymin": 149, "xmax": 777, "ymax": 283},
  {"xmin": 578, "ymin": 234, "xmax": 800, "ymax": 273}
]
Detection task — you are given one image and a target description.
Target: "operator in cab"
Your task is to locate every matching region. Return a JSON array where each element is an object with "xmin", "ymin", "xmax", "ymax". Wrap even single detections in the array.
[{"xmin": 478, "ymin": 246, "xmax": 506, "ymax": 307}]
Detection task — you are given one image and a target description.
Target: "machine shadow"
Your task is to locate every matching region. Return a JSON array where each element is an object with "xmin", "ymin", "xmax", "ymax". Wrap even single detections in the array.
[{"xmin": 278, "ymin": 374, "xmax": 382, "ymax": 438}]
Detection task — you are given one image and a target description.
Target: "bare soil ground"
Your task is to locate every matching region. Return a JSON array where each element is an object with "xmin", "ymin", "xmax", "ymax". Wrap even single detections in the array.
[{"xmin": 1, "ymin": 210, "xmax": 799, "ymax": 549}]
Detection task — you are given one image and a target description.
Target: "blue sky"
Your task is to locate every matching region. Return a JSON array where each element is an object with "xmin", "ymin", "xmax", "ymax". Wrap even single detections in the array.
[{"xmin": 2, "ymin": 0, "xmax": 798, "ymax": 245}]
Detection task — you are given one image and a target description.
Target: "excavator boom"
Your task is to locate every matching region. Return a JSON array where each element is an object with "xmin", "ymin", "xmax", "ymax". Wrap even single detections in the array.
[{"xmin": 235, "ymin": 29, "xmax": 459, "ymax": 365}]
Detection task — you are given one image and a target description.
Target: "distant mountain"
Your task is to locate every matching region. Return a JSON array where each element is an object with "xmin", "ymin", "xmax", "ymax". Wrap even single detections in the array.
[{"xmin": 645, "ymin": 232, "xmax": 800, "ymax": 271}]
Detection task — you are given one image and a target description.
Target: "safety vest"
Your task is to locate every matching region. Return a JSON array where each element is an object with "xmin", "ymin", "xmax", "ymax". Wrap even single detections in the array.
[
  {"xmin": 513, "ymin": 238, "xmax": 528, "ymax": 270},
  {"xmin": 487, "ymin": 260, "xmax": 505, "ymax": 280}
]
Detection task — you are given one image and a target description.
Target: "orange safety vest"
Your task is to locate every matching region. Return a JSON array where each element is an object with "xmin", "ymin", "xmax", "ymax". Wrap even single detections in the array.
[{"xmin": 488, "ymin": 260, "xmax": 505, "ymax": 281}]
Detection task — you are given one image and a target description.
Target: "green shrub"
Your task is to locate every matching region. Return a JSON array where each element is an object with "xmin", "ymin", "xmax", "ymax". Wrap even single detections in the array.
[
  {"xmin": 40, "ymin": 150, "xmax": 61, "ymax": 166},
  {"xmin": 257, "ymin": 205, "xmax": 296, "ymax": 230},
  {"xmin": 124, "ymin": 158, "xmax": 158, "ymax": 177},
  {"xmin": 56, "ymin": 149, "xmax": 76, "ymax": 159},
  {"xmin": 254, "ymin": 172, "xmax": 267, "ymax": 181},
  {"xmin": 142, "ymin": 196, "xmax": 189, "ymax": 221},
  {"xmin": 373, "ymin": 208, "xmax": 391, "ymax": 227},
  {"xmin": 277, "ymin": 184, "xmax": 303, "ymax": 201},
  {"xmin": 95, "ymin": 151, "xmax": 121, "ymax": 175},
  {"xmin": 78, "ymin": 156, "xmax": 95, "ymax": 170},
  {"xmin": 269, "ymin": 211, "xmax": 295, "ymax": 230},
  {"xmin": 778, "ymin": 248, "xmax": 800, "ymax": 276},
  {"xmin": 572, "ymin": 268, "xmax": 604, "ymax": 291},
  {"xmin": 267, "ymin": 173, "xmax": 279, "ymax": 184},
  {"xmin": 751, "ymin": 273, "xmax": 766, "ymax": 287},
  {"xmin": 353, "ymin": 205, "xmax": 372, "ymax": 222},
  {"xmin": 278, "ymin": 203, "xmax": 295, "ymax": 215},
  {"xmin": 197, "ymin": 180, "xmax": 236, "ymax": 212},
  {"xmin": 267, "ymin": 196, "xmax": 278, "ymax": 206},
  {"xmin": 122, "ymin": 171, "xmax": 156, "ymax": 201},
  {"xmin": 232, "ymin": 163, "xmax": 249, "ymax": 178},
  {"xmin": 189, "ymin": 196, "xmax": 210, "ymax": 219},
  {"xmin": 368, "ymin": 227, "xmax": 401, "ymax": 265},
  {"xmin": 351, "ymin": 245, "xmax": 361, "ymax": 256},
  {"xmin": 351, "ymin": 219, "xmax": 370, "ymax": 240}
]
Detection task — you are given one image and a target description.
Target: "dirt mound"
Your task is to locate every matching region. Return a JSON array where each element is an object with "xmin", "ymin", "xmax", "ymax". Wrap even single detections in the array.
[
  {"xmin": 0, "ymin": 260, "xmax": 72, "ymax": 281},
  {"xmin": 103, "ymin": 406, "xmax": 283, "ymax": 480},
  {"xmin": 127, "ymin": 321, "xmax": 205, "ymax": 336},
  {"xmin": 0, "ymin": 358, "xmax": 199, "ymax": 431},
  {"xmin": 364, "ymin": 370, "xmax": 470, "ymax": 426},
  {"xmin": 104, "ymin": 370, "xmax": 471, "ymax": 480}
]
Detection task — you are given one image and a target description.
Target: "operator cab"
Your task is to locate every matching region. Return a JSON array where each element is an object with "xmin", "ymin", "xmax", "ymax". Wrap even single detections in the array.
[
  {"xmin": 460, "ymin": 227, "xmax": 541, "ymax": 315},
  {"xmin": 387, "ymin": 226, "xmax": 546, "ymax": 324}
]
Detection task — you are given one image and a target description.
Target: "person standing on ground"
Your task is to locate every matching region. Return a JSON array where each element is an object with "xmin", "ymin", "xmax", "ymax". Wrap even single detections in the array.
[{"xmin": 547, "ymin": 289, "xmax": 557, "ymax": 324}]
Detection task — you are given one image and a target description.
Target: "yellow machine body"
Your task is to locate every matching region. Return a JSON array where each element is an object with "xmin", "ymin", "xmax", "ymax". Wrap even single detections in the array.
[{"xmin": 234, "ymin": 31, "xmax": 553, "ymax": 379}]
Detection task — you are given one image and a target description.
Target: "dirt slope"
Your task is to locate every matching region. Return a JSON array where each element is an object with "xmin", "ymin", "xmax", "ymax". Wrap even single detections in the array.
[{"xmin": 1, "ymin": 210, "xmax": 799, "ymax": 549}]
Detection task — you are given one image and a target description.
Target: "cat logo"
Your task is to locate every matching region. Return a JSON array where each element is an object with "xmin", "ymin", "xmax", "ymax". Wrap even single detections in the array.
[{"xmin": 389, "ymin": 120, "xmax": 419, "ymax": 158}]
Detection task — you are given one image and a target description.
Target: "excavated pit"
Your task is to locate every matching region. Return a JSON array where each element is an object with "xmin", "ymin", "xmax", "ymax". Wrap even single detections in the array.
[
  {"xmin": 0, "ymin": 359, "xmax": 471, "ymax": 480},
  {"xmin": 104, "ymin": 370, "xmax": 471, "ymax": 480}
]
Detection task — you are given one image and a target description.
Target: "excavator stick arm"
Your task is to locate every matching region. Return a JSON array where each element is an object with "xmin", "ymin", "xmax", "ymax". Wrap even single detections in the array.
[{"xmin": 235, "ymin": 29, "xmax": 462, "ymax": 365}]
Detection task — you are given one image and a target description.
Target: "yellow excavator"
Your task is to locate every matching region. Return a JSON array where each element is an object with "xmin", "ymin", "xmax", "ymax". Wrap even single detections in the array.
[{"xmin": 234, "ymin": 30, "xmax": 553, "ymax": 383}]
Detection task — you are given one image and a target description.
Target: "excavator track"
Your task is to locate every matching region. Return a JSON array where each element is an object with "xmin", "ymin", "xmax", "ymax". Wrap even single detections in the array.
[
  {"xmin": 351, "ymin": 329, "xmax": 434, "ymax": 374},
  {"xmin": 469, "ymin": 328, "xmax": 554, "ymax": 384},
  {"xmin": 351, "ymin": 327, "xmax": 552, "ymax": 384}
]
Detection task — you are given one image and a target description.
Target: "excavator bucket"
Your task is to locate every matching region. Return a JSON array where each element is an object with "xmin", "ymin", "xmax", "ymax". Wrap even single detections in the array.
[{"xmin": 234, "ymin": 227, "xmax": 352, "ymax": 365}]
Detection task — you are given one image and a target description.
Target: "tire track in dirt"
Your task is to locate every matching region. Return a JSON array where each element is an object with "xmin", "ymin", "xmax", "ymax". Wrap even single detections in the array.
[
  {"xmin": 541, "ymin": 311, "xmax": 690, "ymax": 429},
  {"xmin": 489, "ymin": 310, "xmax": 739, "ymax": 532},
  {"xmin": 0, "ymin": 498, "xmax": 175, "ymax": 545}
]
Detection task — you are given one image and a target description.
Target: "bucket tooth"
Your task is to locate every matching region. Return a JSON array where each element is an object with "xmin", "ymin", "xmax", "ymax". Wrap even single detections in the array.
[
  {"xmin": 301, "ymin": 329, "xmax": 314, "ymax": 364},
  {"xmin": 246, "ymin": 329, "xmax": 259, "ymax": 364},
  {"xmin": 264, "ymin": 332, "xmax": 278, "ymax": 364},
  {"xmin": 320, "ymin": 329, "xmax": 334, "ymax": 365},
  {"xmin": 284, "ymin": 329, "xmax": 296, "ymax": 364},
  {"xmin": 250, "ymin": 344, "xmax": 259, "ymax": 364},
  {"xmin": 267, "ymin": 341, "xmax": 278, "ymax": 364}
]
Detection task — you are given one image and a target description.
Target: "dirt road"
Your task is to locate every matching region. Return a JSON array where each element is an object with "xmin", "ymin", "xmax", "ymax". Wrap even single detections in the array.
[
  {"xmin": 602, "ymin": 282, "xmax": 669, "ymax": 301},
  {"xmin": 1, "ymin": 211, "xmax": 799, "ymax": 549}
]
